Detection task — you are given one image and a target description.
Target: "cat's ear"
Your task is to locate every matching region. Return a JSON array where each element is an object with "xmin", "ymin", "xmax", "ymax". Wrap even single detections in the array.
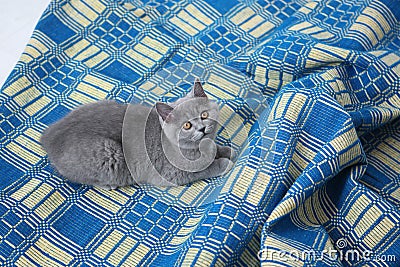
[
  {"xmin": 156, "ymin": 102, "xmax": 174, "ymax": 122},
  {"xmin": 191, "ymin": 77, "xmax": 207, "ymax": 98}
]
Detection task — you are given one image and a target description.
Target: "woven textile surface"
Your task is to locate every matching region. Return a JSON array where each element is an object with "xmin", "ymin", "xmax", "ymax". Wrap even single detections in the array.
[{"xmin": 1, "ymin": 0, "xmax": 400, "ymax": 266}]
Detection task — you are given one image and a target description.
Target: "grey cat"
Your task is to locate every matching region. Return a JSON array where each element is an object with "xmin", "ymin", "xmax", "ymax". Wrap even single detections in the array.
[{"xmin": 40, "ymin": 79, "xmax": 234, "ymax": 189}]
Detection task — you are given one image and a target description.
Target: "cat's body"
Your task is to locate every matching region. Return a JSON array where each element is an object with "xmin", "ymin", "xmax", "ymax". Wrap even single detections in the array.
[{"xmin": 40, "ymin": 79, "xmax": 234, "ymax": 189}]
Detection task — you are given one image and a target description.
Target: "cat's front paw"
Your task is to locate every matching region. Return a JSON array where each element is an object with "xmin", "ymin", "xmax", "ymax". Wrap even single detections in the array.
[
  {"xmin": 217, "ymin": 158, "xmax": 234, "ymax": 176},
  {"xmin": 217, "ymin": 146, "xmax": 236, "ymax": 160}
]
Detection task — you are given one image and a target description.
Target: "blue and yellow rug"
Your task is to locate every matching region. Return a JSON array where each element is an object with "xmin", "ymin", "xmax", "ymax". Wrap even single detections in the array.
[{"xmin": 1, "ymin": 0, "xmax": 399, "ymax": 266}]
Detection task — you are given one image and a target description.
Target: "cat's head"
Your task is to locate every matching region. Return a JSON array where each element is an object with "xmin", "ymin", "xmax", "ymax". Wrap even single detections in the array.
[{"xmin": 156, "ymin": 78, "xmax": 219, "ymax": 149}]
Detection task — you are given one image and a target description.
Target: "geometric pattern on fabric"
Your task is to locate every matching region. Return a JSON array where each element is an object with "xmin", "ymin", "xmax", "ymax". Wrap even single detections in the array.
[{"xmin": 0, "ymin": 0, "xmax": 399, "ymax": 266}]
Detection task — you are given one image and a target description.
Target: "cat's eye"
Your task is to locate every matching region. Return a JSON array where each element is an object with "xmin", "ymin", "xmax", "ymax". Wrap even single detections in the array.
[
  {"xmin": 183, "ymin": 122, "xmax": 192, "ymax": 130},
  {"xmin": 201, "ymin": 111, "xmax": 208, "ymax": 119}
]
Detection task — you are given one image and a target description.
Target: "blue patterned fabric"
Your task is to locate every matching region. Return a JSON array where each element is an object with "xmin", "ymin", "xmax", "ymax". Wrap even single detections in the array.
[{"xmin": 1, "ymin": 0, "xmax": 400, "ymax": 266}]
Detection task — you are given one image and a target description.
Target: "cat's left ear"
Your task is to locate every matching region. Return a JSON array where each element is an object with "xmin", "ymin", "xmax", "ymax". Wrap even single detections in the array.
[
  {"xmin": 156, "ymin": 102, "xmax": 174, "ymax": 122},
  {"xmin": 191, "ymin": 78, "xmax": 207, "ymax": 98}
]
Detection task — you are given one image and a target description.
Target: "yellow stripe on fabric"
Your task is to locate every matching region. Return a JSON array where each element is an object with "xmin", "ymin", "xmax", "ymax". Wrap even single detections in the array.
[
  {"xmin": 62, "ymin": 3, "xmax": 91, "ymax": 27},
  {"xmin": 179, "ymin": 183, "xmax": 207, "ymax": 204},
  {"xmin": 69, "ymin": 91, "xmax": 98, "ymax": 104},
  {"xmin": 11, "ymin": 179, "xmax": 42, "ymax": 201},
  {"xmin": 33, "ymin": 237, "xmax": 74, "ymax": 265},
  {"xmin": 240, "ymin": 15, "xmax": 264, "ymax": 32},
  {"xmin": 24, "ymin": 46, "xmax": 41, "ymax": 60},
  {"xmin": 268, "ymin": 197, "xmax": 297, "ymax": 221},
  {"xmin": 181, "ymin": 248, "xmax": 200, "ymax": 266},
  {"xmin": 3, "ymin": 77, "xmax": 31, "ymax": 97},
  {"xmin": 207, "ymin": 73, "xmax": 241, "ymax": 97},
  {"xmin": 219, "ymin": 107, "xmax": 248, "ymax": 147},
  {"xmin": 230, "ymin": 7, "xmax": 255, "ymax": 25},
  {"xmin": 100, "ymin": 190, "xmax": 131, "ymax": 206},
  {"xmin": 94, "ymin": 230, "xmax": 124, "ymax": 258},
  {"xmin": 14, "ymin": 134, "xmax": 45, "ymax": 157},
  {"xmin": 31, "ymin": 37, "xmax": 49, "ymax": 55},
  {"xmin": 34, "ymin": 191, "xmax": 65, "ymax": 219},
  {"xmin": 84, "ymin": 51, "xmax": 109, "ymax": 68},
  {"xmin": 70, "ymin": 0, "xmax": 99, "ymax": 21},
  {"xmin": 381, "ymin": 53, "xmax": 400, "ymax": 66},
  {"xmin": 107, "ymin": 237, "xmax": 136, "ymax": 266},
  {"xmin": 85, "ymin": 0, "xmax": 106, "ymax": 13},
  {"xmin": 350, "ymin": 21, "xmax": 378, "ymax": 46},
  {"xmin": 169, "ymin": 217, "xmax": 202, "ymax": 246},
  {"xmin": 249, "ymin": 21, "xmax": 275, "ymax": 38},
  {"xmin": 20, "ymin": 36, "xmax": 50, "ymax": 63},
  {"xmin": 231, "ymin": 166, "xmax": 256, "ymax": 200},
  {"xmin": 13, "ymin": 87, "xmax": 41, "ymax": 107},
  {"xmin": 77, "ymin": 82, "xmax": 107, "ymax": 99},
  {"xmin": 296, "ymin": 193, "xmax": 318, "ymax": 225},
  {"xmin": 271, "ymin": 92, "xmax": 291, "ymax": 119},
  {"xmin": 220, "ymin": 166, "xmax": 241, "ymax": 196},
  {"xmin": 20, "ymin": 54, "xmax": 34, "ymax": 63},
  {"xmin": 198, "ymin": 249, "xmax": 218, "ymax": 265},
  {"xmin": 134, "ymin": 43, "xmax": 163, "ymax": 61},
  {"xmin": 135, "ymin": 9, "xmax": 151, "ymax": 23},
  {"xmin": 291, "ymin": 21, "xmax": 316, "ymax": 33},
  {"xmin": 65, "ymin": 40, "xmax": 91, "ymax": 58},
  {"xmin": 83, "ymin": 74, "xmax": 115, "ymax": 91},
  {"xmin": 177, "ymin": 9, "xmax": 207, "ymax": 31},
  {"xmin": 284, "ymin": 93, "xmax": 307, "ymax": 123},
  {"xmin": 354, "ymin": 204, "xmax": 382, "ymax": 237},
  {"xmin": 390, "ymin": 187, "xmax": 400, "ymax": 200},
  {"xmin": 26, "ymin": 128, "xmax": 44, "ymax": 142},
  {"xmin": 6, "ymin": 142, "xmax": 41, "ymax": 165},
  {"xmin": 84, "ymin": 191, "xmax": 122, "ymax": 213},
  {"xmin": 75, "ymin": 46, "xmax": 101, "ymax": 61},
  {"xmin": 298, "ymin": 2, "xmax": 318, "ymax": 14},
  {"xmin": 363, "ymin": 6, "xmax": 391, "ymax": 33},
  {"xmin": 126, "ymin": 49, "xmax": 156, "ymax": 68},
  {"xmin": 254, "ymin": 65, "xmax": 267, "ymax": 85},
  {"xmin": 169, "ymin": 17, "xmax": 198, "ymax": 36},
  {"xmin": 15, "ymin": 256, "xmax": 31, "ymax": 267},
  {"xmin": 246, "ymin": 171, "xmax": 271, "ymax": 206},
  {"xmin": 312, "ymin": 31, "xmax": 334, "ymax": 40},
  {"xmin": 140, "ymin": 81, "xmax": 156, "ymax": 91},
  {"xmin": 66, "ymin": 40, "xmax": 109, "ymax": 68},
  {"xmin": 142, "ymin": 36, "xmax": 169, "ymax": 54},
  {"xmin": 345, "ymin": 194, "xmax": 369, "ymax": 225},
  {"xmin": 363, "ymin": 217, "xmax": 395, "ymax": 249},
  {"xmin": 25, "ymin": 96, "xmax": 52, "ymax": 116},
  {"xmin": 16, "ymin": 247, "xmax": 63, "ymax": 267},
  {"xmin": 306, "ymin": 46, "xmax": 349, "ymax": 69},
  {"xmin": 186, "ymin": 4, "xmax": 214, "ymax": 25},
  {"xmin": 373, "ymin": 137, "xmax": 400, "ymax": 174},
  {"xmin": 121, "ymin": 244, "xmax": 151, "ymax": 267},
  {"xmin": 261, "ymin": 236, "xmax": 306, "ymax": 266},
  {"xmin": 23, "ymin": 183, "xmax": 53, "ymax": 209},
  {"xmin": 330, "ymin": 129, "xmax": 360, "ymax": 166},
  {"xmin": 292, "ymin": 147, "xmax": 317, "ymax": 170},
  {"xmin": 358, "ymin": 14, "xmax": 385, "ymax": 40}
]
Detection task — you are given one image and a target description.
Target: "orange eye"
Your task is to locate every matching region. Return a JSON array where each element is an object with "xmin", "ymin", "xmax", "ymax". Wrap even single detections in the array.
[
  {"xmin": 183, "ymin": 122, "xmax": 192, "ymax": 130},
  {"xmin": 201, "ymin": 111, "xmax": 208, "ymax": 119}
]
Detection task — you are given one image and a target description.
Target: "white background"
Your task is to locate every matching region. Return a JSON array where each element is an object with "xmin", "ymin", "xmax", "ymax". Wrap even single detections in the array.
[{"xmin": 0, "ymin": 0, "xmax": 51, "ymax": 87}]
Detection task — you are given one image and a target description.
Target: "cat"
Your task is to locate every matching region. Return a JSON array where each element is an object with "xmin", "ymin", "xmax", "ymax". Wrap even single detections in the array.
[{"xmin": 40, "ymin": 78, "xmax": 235, "ymax": 189}]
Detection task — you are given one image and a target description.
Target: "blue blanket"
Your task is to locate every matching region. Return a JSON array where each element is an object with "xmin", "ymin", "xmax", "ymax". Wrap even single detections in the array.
[{"xmin": 1, "ymin": 0, "xmax": 399, "ymax": 266}]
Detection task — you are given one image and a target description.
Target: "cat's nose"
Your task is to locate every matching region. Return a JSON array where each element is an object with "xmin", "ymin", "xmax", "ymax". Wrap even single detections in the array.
[{"xmin": 199, "ymin": 127, "xmax": 206, "ymax": 133}]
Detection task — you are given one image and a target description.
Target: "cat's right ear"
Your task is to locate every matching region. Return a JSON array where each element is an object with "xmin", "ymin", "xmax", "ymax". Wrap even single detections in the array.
[
  {"xmin": 156, "ymin": 102, "xmax": 174, "ymax": 122},
  {"xmin": 192, "ymin": 78, "xmax": 207, "ymax": 98}
]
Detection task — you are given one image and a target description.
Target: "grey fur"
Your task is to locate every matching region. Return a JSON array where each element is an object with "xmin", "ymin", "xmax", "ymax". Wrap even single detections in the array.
[{"xmin": 40, "ymin": 80, "xmax": 234, "ymax": 189}]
